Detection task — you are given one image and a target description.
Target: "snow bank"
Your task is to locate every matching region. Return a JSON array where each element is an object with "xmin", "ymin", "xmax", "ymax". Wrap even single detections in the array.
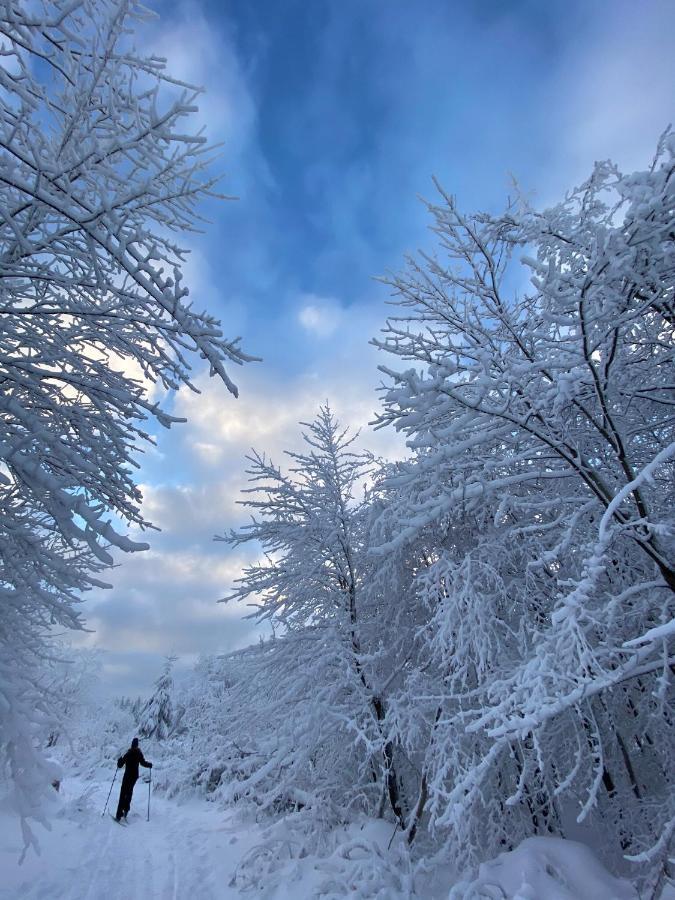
[
  {"xmin": 449, "ymin": 836, "xmax": 638, "ymax": 900},
  {"xmin": 230, "ymin": 815, "xmax": 454, "ymax": 898}
]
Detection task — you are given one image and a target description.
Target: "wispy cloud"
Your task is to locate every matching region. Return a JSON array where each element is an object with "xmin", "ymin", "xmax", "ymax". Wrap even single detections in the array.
[
  {"xmin": 297, "ymin": 294, "xmax": 345, "ymax": 338},
  {"xmin": 148, "ymin": 2, "xmax": 257, "ymax": 159}
]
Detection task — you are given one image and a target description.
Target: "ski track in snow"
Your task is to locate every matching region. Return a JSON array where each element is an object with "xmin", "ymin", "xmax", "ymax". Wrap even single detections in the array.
[{"xmin": 0, "ymin": 779, "xmax": 258, "ymax": 900}]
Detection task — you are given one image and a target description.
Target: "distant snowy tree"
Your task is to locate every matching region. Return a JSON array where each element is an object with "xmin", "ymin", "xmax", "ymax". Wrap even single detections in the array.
[
  {"xmin": 138, "ymin": 656, "xmax": 176, "ymax": 741},
  {"xmin": 130, "ymin": 696, "xmax": 144, "ymax": 723},
  {"xmin": 0, "ymin": 0, "xmax": 252, "ymax": 850},
  {"xmin": 372, "ymin": 132, "xmax": 675, "ymax": 874},
  {"xmin": 49, "ymin": 687, "xmax": 138, "ymax": 776},
  {"xmin": 158, "ymin": 653, "xmax": 244, "ymax": 800},
  {"xmin": 42, "ymin": 647, "xmax": 102, "ymax": 748}
]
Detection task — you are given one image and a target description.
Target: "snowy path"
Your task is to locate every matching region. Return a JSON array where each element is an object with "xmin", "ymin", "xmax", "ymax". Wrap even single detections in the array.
[
  {"xmin": 1, "ymin": 778, "xmax": 425, "ymax": 899},
  {"xmin": 0, "ymin": 779, "xmax": 260, "ymax": 900}
]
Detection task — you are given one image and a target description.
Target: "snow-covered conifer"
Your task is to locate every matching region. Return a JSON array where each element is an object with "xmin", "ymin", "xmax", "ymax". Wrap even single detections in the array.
[{"xmin": 138, "ymin": 656, "xmax": 176, "ymax": 741}]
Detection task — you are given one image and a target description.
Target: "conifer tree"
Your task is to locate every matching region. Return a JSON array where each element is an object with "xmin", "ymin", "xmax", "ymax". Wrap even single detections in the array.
[{"xmin": 138, "ymin": 656, "xmax": 177, "ymax": 741}]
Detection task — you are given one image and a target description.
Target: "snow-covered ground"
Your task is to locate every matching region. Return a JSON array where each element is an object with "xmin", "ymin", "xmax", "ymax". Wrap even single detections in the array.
[
  {"xmin": 449, "ymin": 836, "xmax": 641, "ymax": 900},
  {"xmin": 0, "ymin": 776, "xmax": 449, "ymax": 899},
  {"xmin": 0, "ymin": 777, "xmax": 261, "ymax": 900},
  {"xmin": 1, "ymin": 776, "xmax": 657, "ymax": 899}
]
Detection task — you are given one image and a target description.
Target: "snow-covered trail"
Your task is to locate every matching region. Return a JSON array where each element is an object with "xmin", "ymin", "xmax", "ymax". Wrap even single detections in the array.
[
  {"xmin": 2, "ymin": 777, "xmax": 423, "ymax": 899},
  {"xmin": 0, "ymin": 777, "xmax": 650, "ymax": 899},
  {"xmin": 1, "ymin": 779, "xmax": 260, "ymax": 900}
]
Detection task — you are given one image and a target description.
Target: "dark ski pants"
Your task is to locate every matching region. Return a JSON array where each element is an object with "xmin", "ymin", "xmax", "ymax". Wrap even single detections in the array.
[{"xmin": 115, "ymin": 775, "xmax": 137, "ymax": 820}]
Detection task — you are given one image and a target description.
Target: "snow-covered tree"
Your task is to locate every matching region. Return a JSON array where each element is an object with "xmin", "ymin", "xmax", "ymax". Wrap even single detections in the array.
[
  {"xmin": 41, "ymin": 646, "xmax": 102, "ymax": 748},
  {"xmin": 371, "ymin": 132, "xmax": 675, "ymax": 874},
  {"xmin": 0, "ymin": 0, "xmax": 252, "ymax": 849},
  {"xmin": 138, "ymin": 656, "xmax": 176, "ymax": 741},
  {"xmin": 220, "ymin": 407, "xmax": 417, "ymax": 824},
  {"xmin": 154, "ymin": 652, "xmax": 250, "ymax": 802}
]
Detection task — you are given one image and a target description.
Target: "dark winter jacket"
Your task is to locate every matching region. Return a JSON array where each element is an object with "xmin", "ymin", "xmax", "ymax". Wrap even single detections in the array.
[{"xmin": 117, "ymin": 746, "xmax": 152, "ymax": 781}]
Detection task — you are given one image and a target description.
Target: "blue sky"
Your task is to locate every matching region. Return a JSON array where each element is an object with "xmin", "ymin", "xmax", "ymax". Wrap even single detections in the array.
[{"xmin": 74, "ymin": 0, "xmax": 675, "ymax": 698}]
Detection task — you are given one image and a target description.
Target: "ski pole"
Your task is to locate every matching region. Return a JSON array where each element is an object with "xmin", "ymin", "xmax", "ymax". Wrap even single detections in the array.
[
  {"xmin": 102, "ymin": 768, "xmax": 117, "ymax": 817},
  {"xmin": 147, "ymin": 767, "xmax": 151, "ymax": 822}
]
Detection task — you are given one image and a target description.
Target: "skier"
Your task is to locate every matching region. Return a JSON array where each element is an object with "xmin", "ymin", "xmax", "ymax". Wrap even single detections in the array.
[{"xmin": 115, "ymin": 737, "xmax": 152, "ymax": 822}]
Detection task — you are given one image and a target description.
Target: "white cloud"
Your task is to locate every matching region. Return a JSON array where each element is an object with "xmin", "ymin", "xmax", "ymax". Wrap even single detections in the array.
[
  {"xmin": 73, "ymin": 543, "xmax": 262, "ymax": 655},
  {"xmin": 297, "ymin": 294, "xmax": 345, "ymax": 338},
  {"xmin": 175, "ymin": 299, "xmax": 407, "ymax": 470},
  {"xmin": 147, "ymin": 5, "xmax": 256, "ymax": 157}
]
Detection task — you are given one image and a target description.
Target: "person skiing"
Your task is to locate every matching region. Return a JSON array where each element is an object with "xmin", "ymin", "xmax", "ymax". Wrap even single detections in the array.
[{"xmin": 115, "ymin": 737, "xmax": 152, "ymax": 821}]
